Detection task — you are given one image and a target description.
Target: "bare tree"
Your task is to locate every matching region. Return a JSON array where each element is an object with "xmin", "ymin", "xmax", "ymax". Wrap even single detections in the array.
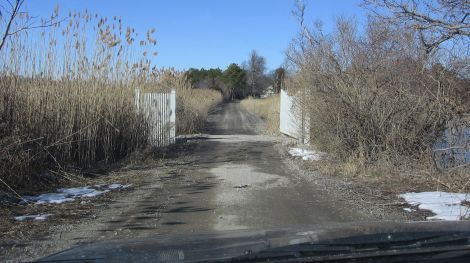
[
  {"xmin": 273, "ymin": 67, "xmax": 286, "ymax": 93},
  {"xmin": 244, "ymin": 50, "xmax": 266, "ymax": 97},
  {"xmin": 0, "ymin": 0, "xmax": 62, "ymax": 51},
  {"xmin": 363, "ymin": 0, "xmax": 470, "ymax": 54}
]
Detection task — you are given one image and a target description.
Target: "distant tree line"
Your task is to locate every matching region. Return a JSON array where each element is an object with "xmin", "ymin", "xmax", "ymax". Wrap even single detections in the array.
[{"xmin": 185, "ymin": 50, "xmax": 286, "ymax": 101}]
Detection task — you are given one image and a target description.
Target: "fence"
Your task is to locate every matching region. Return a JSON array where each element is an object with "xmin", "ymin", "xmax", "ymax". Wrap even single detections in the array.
[
  {"xmin": 433, "ymin": 121, "xmax": 469, "ymax": 170},
  {"xmin": 135, "ymin": 89, "xmax": 176, "ymax": 147},
  {"xmin": 279, "ymin": 89, "xmax": 310, "ymax": 143}
]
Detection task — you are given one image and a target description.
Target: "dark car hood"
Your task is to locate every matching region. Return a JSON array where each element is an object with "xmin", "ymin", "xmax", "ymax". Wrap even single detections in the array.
[{"xmin": 37, "ymin": 221, "xmax": 470, "ymax": 262}]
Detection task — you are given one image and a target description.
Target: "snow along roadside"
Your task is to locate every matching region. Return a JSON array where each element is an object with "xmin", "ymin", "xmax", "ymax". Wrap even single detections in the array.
[
  {"xmin": 288, "ymin": 147, "xmax": 324, "ymax": 161},
  {"xmin": 23, "ymin": 183, "xmax": 131, "ymax": 205},
  {"xmin": 400, "ymin": 192, "xmax": 470, "ymax": 221}
]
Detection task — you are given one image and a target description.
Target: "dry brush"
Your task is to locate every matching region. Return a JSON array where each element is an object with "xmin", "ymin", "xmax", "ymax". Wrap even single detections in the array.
[
  {"xmin": 0, "ymin": 9, "xmax": 221, "ymax": 193},
  {"xmin": 287, "ymin": 15, "xmax": 468, "ymax": 169}
]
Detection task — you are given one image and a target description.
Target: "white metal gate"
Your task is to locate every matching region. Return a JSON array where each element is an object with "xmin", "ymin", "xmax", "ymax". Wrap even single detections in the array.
[
  {"xmin": 279, "ymin": 89, "xmax": 310, "ymax": 143},
  {"xmin": 135, "ymin": 89, "xmax": 176, "ymax": 147}
]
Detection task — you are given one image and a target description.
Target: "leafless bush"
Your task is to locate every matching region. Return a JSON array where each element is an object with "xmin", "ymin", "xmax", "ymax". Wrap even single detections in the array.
[{"xmin": 287, "ymin": 10, "xmax": 466, "ymax": 164}]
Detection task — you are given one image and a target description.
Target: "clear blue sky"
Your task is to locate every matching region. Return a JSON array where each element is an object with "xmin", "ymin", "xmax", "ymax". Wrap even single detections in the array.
[{"xmin": 24, "ymin": 0, "xmax": 365, "ymax": 71}]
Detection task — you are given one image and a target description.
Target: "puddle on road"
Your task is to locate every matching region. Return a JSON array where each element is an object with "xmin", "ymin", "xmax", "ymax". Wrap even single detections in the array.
[
  {"xmin": 211, "ymin": 163, "xmax": 290, "ymax": 204},
  {"xmin": 210, "ymin": 163, "xmax": 290, "ymax": 231}
]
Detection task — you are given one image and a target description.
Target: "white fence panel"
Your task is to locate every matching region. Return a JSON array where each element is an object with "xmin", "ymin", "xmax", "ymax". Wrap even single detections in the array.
[
  {"xmin": 279, "ymin": 89, "xmax": 310, "ymax": 144},
  {"xmin": 136, "ymin": 90, "xmax": 176, "ymax": 147}
]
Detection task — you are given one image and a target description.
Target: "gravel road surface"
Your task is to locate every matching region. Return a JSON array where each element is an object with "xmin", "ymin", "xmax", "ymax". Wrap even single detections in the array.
[{"xmin": 3, "ymin": 102, "xmax": 411, "ymax": 261}]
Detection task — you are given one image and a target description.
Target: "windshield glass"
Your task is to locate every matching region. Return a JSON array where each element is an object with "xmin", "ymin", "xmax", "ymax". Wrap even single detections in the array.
[{"xmin": 0, "ymin": 0, "xmax": 469, "ymax": 262}]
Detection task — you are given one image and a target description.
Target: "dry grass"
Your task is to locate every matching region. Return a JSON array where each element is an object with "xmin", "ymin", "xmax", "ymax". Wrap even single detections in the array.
[
  {"xmin": 311, "ymin": 155, "xmax": 469, "ymax": 196},
  {"xmin": 0, "ymin": 78, "xmax": 148, "ymax": 192},
  {"xmin": 0, "ymin": 9, "xmax": 221, "ymax": 193},
  {"xmin": 240, "ymin": 95, "xmax": 279, "ymax": 135}
]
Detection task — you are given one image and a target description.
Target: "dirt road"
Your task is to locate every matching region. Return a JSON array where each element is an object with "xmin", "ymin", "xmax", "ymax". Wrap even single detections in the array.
[{"xmin": 3, "ymin": 102, "xmax": 411, "ymax": 261}]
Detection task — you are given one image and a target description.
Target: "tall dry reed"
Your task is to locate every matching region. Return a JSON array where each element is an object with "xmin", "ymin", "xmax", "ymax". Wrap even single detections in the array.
[{"xmin": 0, "ymin": 8, "xmax": 163, "ymax": 191}]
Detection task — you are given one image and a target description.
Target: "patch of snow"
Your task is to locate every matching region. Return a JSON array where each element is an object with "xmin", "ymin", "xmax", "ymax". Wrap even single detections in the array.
[
  {"xmin": 24, "ymin": 187, "xmax": 108, "ymax": 204},
  {"xmin": 288, "ymin": 148, "xmax": 323, "ymax": 161},
  {"xmin": 15, "ymin": 214, "xmax": 52, "ymax": 221},
  {"xmin": 23, "ymin": 183, "xmax": 130, "ymax": 205},
  {"xmin": 24, "ymin": 193, "xmax": 75, "ymax": 204},
  {"xmin": 403, "ymin": 208, "xmax": 413, "ymax": 212},
  {"xmin": 107, "ymin": 183, "xmax": 131, "ymax": 190},
  {"xmin": 399, "ymin": 192, "xmax": 470, "ymax": 221},
  {"xmin": 63, "ymin": 186, "xmax": 109, "ymax": 198}
]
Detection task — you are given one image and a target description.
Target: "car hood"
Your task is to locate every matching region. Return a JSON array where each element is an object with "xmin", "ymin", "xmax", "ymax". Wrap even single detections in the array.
[{"xmin": 38, "ymin": 221, "xmax": 470, "ymax": 262}]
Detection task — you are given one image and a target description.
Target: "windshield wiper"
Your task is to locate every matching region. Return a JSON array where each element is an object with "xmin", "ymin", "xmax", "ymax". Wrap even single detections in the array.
[{"xmin": 229, "ymin": 231, "xmax": 470, "ymax": 262}]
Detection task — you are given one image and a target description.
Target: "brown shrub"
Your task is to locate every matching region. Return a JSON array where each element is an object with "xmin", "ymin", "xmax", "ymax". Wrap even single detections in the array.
[{"xmin": 287, "ymin": 17, "xmax": 463, "ymax": 164}]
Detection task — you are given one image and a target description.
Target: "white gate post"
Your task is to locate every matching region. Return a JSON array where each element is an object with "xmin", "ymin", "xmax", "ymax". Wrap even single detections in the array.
[
  {"xmin": 134, "ymin": 89, "xmax": 176, "ymax": 147},
  {"xmin": 169, "ymin": 90, "xmax": 176, "ymax": 143},
  {"xmin": 279, "ymin": 89, "xmax": 310, "ymax": 144}
]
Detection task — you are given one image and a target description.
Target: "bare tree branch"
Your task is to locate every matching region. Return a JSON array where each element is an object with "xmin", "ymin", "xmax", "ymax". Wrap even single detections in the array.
[
  {"xmin": 0, "ymin": 0, "xmax": 23, "ymax": 51},
  {"xmin": 0, "ymin": 0, "xmax": 64, "ymax": 52},
  {"xmin": 363, "ymin": 0, "xmax": 469, "ymax": 54}
]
